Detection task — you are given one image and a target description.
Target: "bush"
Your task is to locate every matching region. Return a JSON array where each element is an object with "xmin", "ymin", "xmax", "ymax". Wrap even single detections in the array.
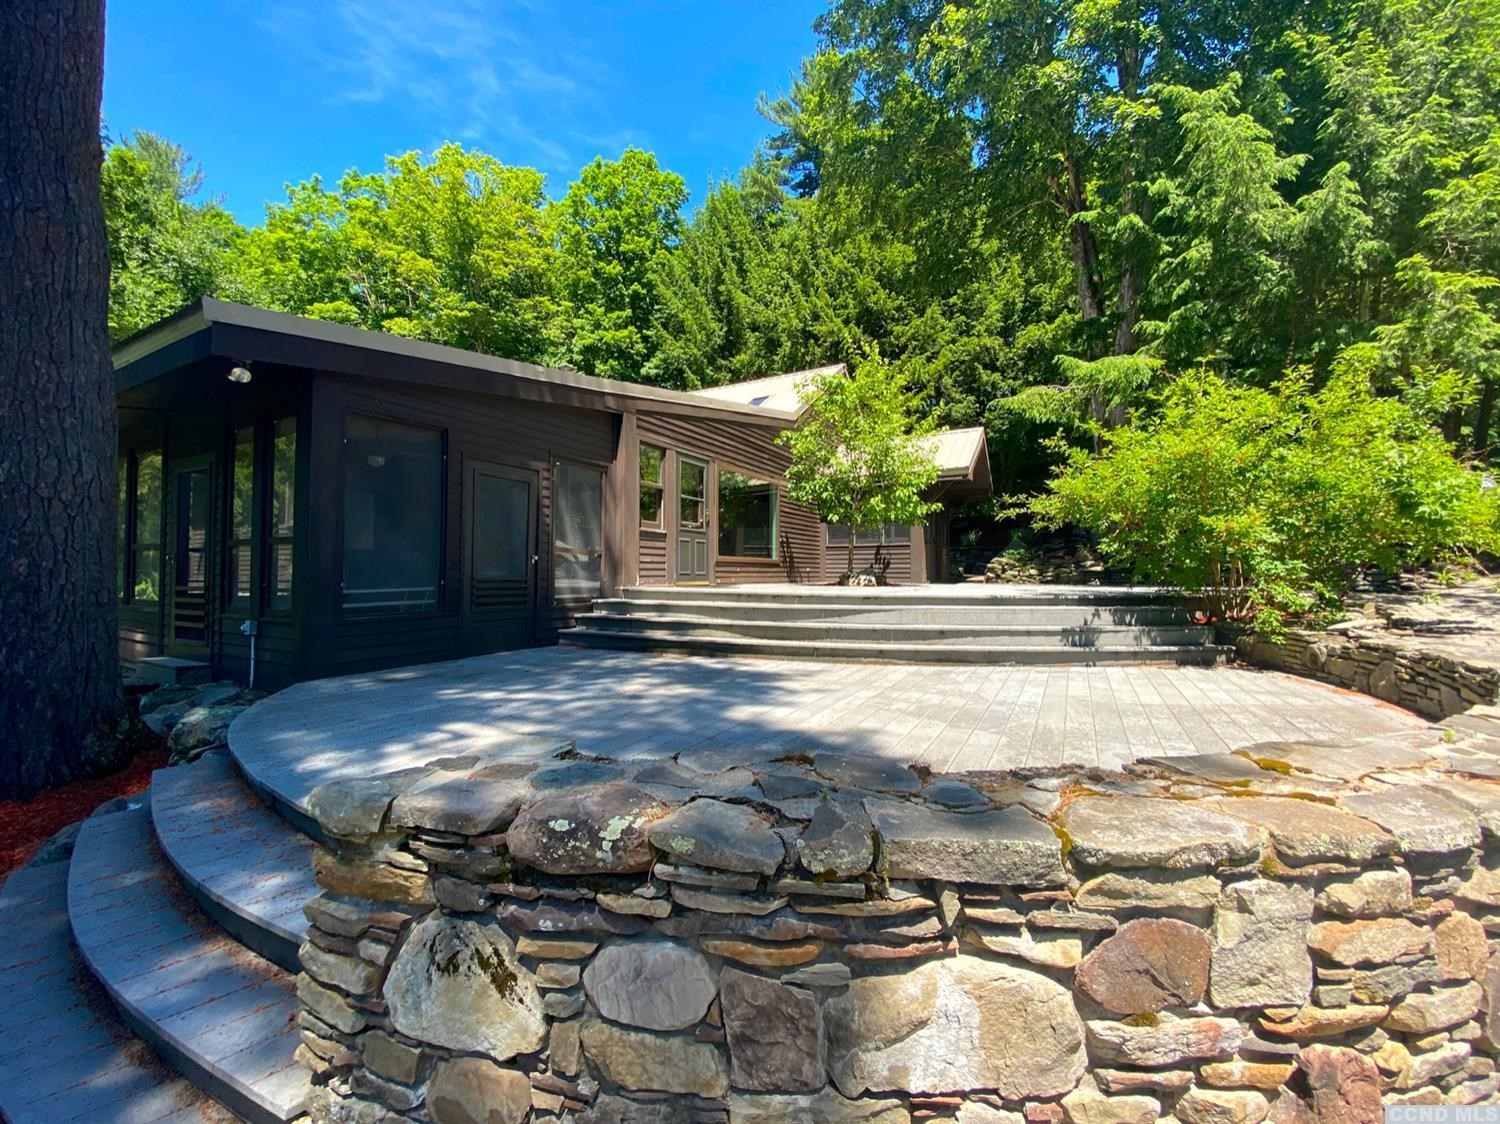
[{"xmin": 1029, "ymin": 370, "xmax": 1500, "ymax": 628}]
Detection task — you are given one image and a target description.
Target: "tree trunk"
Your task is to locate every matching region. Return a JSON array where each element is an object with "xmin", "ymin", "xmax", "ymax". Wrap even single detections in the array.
[
  {"xmin": 1473, "ymin": 377, "xmax": 1496, "ymax": 459},
  {"xmin": 0, "ymin": 0, "xmax": 120, "ymax": 799},
  {"xmin": 846, "ymin": 527, "xmax": 855, "ymax": 581}
]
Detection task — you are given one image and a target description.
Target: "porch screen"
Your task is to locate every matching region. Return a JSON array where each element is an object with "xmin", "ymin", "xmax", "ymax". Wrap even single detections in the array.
[
  {"xmin": 342, "ymin": 415, "xmax": 442, "ymax": 615},
  {"xmin": 554, "ymin": 462, "xmax": 603, "ymax": 600},
  {"xmin": 718, "ymin": 470, "xmax": 777, "ymax": 559}
]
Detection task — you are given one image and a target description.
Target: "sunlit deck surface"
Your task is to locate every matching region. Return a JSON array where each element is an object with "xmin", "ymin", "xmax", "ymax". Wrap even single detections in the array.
[{"xmin": 230, "ymin": 645, "xmax": 1427, "ymax": 817}]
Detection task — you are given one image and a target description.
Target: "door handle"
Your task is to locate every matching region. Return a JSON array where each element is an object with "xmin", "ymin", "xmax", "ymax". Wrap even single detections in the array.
[{"xmin": 532, "ymin": 554, "xmax": 539, "ymax": 565}]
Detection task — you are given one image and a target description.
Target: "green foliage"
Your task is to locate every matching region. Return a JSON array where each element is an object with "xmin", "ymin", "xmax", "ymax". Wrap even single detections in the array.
[
  {"xmin": 101, "ymin": 132, "xmax": 241, "ymax": 340},
  {"xmin": 233, "ymin": 144, "xmax": 565, "ymax": 363},
  {"xmin": 557, "ymin": 149, "xmax": 687, "ymax": 380},
  {"xmin": 1030, "ymin": 371, "xmax": 1500, "ymax": 626},
  {"xmin": 777, "ymin": 360, "xmax": 942, "ymax": 575}
]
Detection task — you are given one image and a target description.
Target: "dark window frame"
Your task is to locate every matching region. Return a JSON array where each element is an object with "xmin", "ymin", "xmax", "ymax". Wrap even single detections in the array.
[
  {"xmin": 337, "ymin": 408, "xmax": 449, "ymax": 620},
  {"xmin": 227, "ymin": 424, "xmax": 258, "ymax": 613},
  {"xmin": 825, "ymin": 521, "xmax": 911, "ymax": 548},
  {"xmin": 266, "ymin": 416, "xmax": 297, "ymax": 613},
  {"xmin": 639, "ymin": 443, "xmax": 666, "ymax": 530},
  {"xmin": 715, "ymin": 463, "xmax": 780, "ymax": 562}
]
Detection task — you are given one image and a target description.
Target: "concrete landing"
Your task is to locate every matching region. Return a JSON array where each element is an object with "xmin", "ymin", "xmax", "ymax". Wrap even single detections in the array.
[
  {"xmin": 229, "ymin": 645, "xmax": 1427, "ymax": 819},
  {"xmin": 0, "ymin": 858, "xmax": 231, "ymax": 1124}
]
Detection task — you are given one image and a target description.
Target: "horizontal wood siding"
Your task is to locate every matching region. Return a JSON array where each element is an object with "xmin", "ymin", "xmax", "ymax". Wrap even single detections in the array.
[
  {"xmin": 639, "ymin": 530, "xmax": 669, "ymax": 585},
  {"xmin": 636, "ymin": 411, "xmax": 823, "ymax": 585},
  {"xmin": 220, "ymin": 615, "xmax": 298, "ymax": 688},
  {"xmin": 316, "ymin": 376, "xmax": 616, "ymax": 675},
  {"xmin": 821, "ymin": 530, "xmax": 916, "ymax": 584}
]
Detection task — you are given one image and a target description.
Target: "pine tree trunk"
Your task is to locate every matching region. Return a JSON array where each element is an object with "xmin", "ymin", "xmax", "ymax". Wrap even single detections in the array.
[{"xmin": 0, "ymin": 0, "xmax": 120, "ymax": 799}]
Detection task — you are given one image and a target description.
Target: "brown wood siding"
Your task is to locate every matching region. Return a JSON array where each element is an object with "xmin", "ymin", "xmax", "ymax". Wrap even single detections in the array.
[
  {"xmin": 820, "ymin": 529, "xmax": 917, "ymax": 584},
  {"xmin": 312, "ymin": 375, "xmax": 616, "ymax": 676},
  {"xmin": 635, "ymin": 411, "xmax": 823, "ymax": 586},
  {"xmin": 639, "ymin": 529, "xmax": 669, "ymax": 584}
]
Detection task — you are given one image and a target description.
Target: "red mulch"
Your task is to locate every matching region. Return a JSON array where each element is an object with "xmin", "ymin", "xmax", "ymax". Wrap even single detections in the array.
[{"xmin": 0, "ymin": 746, "xmax": 170, "ymax": 876}]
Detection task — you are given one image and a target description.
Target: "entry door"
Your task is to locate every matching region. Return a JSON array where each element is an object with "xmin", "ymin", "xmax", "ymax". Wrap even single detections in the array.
[
  {"xmin": 462, "ymin": 461, "xmax": 538, "ymax": 654},
  {"xmin": 675, "ymin": 455, "xmax": 710, "ymax": 584},
  {"xmin": 168, "ymin": 458, "xmax": 213, "ymax": 654}
]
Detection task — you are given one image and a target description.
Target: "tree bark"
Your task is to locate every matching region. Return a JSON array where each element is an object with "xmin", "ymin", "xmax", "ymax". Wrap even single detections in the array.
[
  {"xmin": 0, "ymin": 0, "xmax": 120, "ymax": 798},
  {"xmin": 1473, "ymin": 377, "xmax": 1496, "ymax": 459}
]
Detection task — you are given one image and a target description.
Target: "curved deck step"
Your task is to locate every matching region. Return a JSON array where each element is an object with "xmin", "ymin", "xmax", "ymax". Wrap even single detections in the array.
[
  {"xmin": 0, "ymin": 857, "xmax": 234, "ymax": 1123},
  {"xmin": 152, "ymin": 751, "xmax": 316, "ymax": 974},
  {"xmin": 563, "ymin": 627, "xmax": 1231, "ymax": 665},
  {"xmin": 68, "ymin": 804, "xmax": 309, "ymax": 1124},
  {"xmin": 575, "ymin": 611, "xmax": 1215, "ymax": 648}
]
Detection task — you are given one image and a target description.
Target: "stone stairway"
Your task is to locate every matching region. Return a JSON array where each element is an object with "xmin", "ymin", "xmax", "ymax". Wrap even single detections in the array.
[
  {"xmin": 564, "ymin": 585, "xmax": 1231, "ymax": 665},
  {"xmin": 0, "ymin": 751, "xmax": 317, "ymax": 1123}
]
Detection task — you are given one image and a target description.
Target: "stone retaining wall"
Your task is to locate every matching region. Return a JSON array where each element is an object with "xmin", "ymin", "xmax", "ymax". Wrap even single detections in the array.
[
  {"xmin": 295, "ymin": 731, "xmax": 1500, "ymax": 1123},
  {"xmin": 1225, "ymin": 625, "xmax": 1500, "ymax": 721}
]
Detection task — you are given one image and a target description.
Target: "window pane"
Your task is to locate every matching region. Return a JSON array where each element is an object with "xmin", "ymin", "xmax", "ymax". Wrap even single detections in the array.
[
  {"xmin": 640, "ymin": 486, "xmax": 662, "ymax": 526},
  {"xmin": 473, "ymin": 473, "xmax": 529, "ymax": 581},
  {"xmin": 856, "ymin": 527, "xmax": 882, "ymax": 546},
  {"xmin": 718, "ymin": 470, "xmax": 777, "ymax": 559},
  {"xmin": 270, "ymin": 542, "xmax": 294, "ymax": 609},
  {"xmin": 231, "ymin": 545, "xmax": 253, "ymax": 602},
  {"xmin": 271, "ymin": 417, "xmax": 296, "ymax": 537},
  {"xmin": 117, "ymin": 457, "xmax": 127, "ymax": 599},
  {"xmin": 826, "ymin": 523, "xmax": 848, "ymax": 545},
  {"xmin": 679, "ymin": 459, "xmax": 706, "ymax": 529},
  {"xmin": 554, "ymin": 463, "xmax": 603, "ymax": 599},
  {"xmin": 884, "ymin": 522, "xmax": 909, "ymax": 543},
  {"xmin": 342, "ymin": 415, "xmax": 443, "ymax": 614},
  {"xmin": 135, "ymin": 450, "xmax": 162, "ymax": 542},
  {"xmin": 134, "ymin": 546, "xmax": 161, "ymax": 603},
  {"xmin": 232, "ymin": 427, "xmax": 254, "ymax": 539},
  {"xmin": 640, "ymin": 444, "xmax": 663, "ymax": 485}
]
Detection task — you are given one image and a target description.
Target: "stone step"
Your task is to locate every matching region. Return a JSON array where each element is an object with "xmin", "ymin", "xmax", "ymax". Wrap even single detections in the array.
[
  {"xmin": 0, "ymin": 857, "xmax": 234, "ymax": 1123},
  {"xmin": 562, "ymin": 627, "xmax": 1232, "ymax": 665},
  {"xmin": 576, "ymin": 611, "xmax": 1216, "ymax": 648},
  {"xmin": 621, "ymin": 584, "xmax": 1182, "ymax": 607},
  {"xmin": 152, "ymin": 750, "xmax": 318, "ymax": 974},
  {"xmin": 68, "ymin": 803, "xmax": 310, "ymax": 1124},
  {"xmin": 134, "ymin": 656, "xmax": 215, "ymax": 686},
  {"xmin": 594, "ymin": 597, "xmax": 1199, "ymax": 627}
]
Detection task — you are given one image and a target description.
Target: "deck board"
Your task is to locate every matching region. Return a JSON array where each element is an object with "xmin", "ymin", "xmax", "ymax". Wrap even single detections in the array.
[{"xmin": 230, "ymin": 646, "xmax": 1427, "ymax": 815}]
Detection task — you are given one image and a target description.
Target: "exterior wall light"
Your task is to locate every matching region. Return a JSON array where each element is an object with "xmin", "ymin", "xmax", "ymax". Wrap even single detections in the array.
[{"xmin": 227, "ymin": 365, "xmax": 253, "ymax": 384}]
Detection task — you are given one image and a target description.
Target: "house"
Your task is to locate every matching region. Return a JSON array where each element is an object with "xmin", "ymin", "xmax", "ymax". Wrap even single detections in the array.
[{"xmin": 114, "ymin": 300, "xmax": 993, "ymax": 687}]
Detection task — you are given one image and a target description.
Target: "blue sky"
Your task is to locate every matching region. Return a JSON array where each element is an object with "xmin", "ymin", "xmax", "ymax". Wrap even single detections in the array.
[{"xmin": 103, "ymin": 0, "xmax": 824, "ymax": 224}]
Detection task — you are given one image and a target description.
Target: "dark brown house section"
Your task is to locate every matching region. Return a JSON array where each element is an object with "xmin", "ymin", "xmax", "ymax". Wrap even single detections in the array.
[{"xmin": 113, "ymin": 300, "xmax": 990, "ymax": 689}]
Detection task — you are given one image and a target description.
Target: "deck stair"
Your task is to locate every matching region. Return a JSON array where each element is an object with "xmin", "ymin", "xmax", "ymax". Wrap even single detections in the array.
[
  {"xmin": 1, "ymin": 747, "xmax": 319, "ymax": 1122},
  {"xmin": 564, "ymin": 584, "xmax": 1231, "ymax": 665}
]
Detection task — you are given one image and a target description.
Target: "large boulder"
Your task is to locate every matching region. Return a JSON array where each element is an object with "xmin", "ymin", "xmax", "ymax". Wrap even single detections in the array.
[
  {"xmin": 505, "ymin": 783, "xmax": 671, "ymax": 874},
  {"xmin": 824, "ymin": 955, "xmax": 1085, "ymax": 1098},
  {"xmin": 383, "ymin": 913, "xmax": 545, "ymax": 1060}
]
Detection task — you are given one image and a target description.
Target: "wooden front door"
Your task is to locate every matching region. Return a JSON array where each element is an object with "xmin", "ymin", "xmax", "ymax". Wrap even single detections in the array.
[
  {"xmin": 461, "ymin": 461, "xmax": 538, "ymax": 654},
  {"xmin": 168, "ymin": 456, "xmax": 213, "ymax": 654},
  {"xmin": 675, "ymin": 455, "xmax": 710, "ymax": 583}
]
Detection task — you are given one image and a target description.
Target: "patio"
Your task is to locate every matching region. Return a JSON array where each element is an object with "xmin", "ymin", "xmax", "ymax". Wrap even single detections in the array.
[{"xmin": 229, "ymin": 645, "xmax": 1427, "ymax": 817}]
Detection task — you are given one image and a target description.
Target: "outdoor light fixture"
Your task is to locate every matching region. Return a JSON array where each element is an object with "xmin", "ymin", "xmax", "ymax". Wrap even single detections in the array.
[{"xmin": 227, "ymin": 364, "xmax": 253, "ymax": 384}]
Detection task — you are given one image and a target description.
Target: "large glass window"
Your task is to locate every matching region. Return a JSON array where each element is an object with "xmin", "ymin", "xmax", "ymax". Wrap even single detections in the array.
[
  {"xmin": 229, "ymin": 427, "xmax": 255, "ymax": 606},
  {"xmin": 640, "ymin": 444, "xmax": 664, "ymax": 528},
  {"xmin": 718, "ymin": 469, "xmax": 778, "ymax": 559},
  {"xmin": 342, "ymin": 415, "xmax": 443, "ymax": 615},
  {"xmin": 268, "ymin": 417, "xmax": 297, "ymax": 610},
  {"xmin": 826, "ymin": 522, "xmax": 910, "ymax": 547},
  {"xmin": 554, "ymin": 462, "xmax": 604, "ymax": 600},
  {"xmin": 679, "ymin": 458, "xmax": 706, "ymax": 529},
  {"xmin": 132, "ymin": 450, "xmax": 163, "ymax": 603}
]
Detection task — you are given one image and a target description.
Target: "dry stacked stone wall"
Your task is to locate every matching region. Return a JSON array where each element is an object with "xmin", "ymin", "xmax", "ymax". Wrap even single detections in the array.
[
  {"xmin": 1227, "ymin": 626, "xmax": 1500, "ymax": 720},
  {"xmin": 295, "ymin": 718, "xmax": 1500, "ymax": 1123}
]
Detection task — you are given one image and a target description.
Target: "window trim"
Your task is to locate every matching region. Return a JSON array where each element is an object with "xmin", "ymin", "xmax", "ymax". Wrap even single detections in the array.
[
  {"xmin": 227, "ymin": 424, "xmax": 258, "ymax": 613},
  {"xmin": 337, "ymin": 408, "xmax": 449, "ymax": 620},
  {"xmin": 639, "ymin": 443, "xmax": 666, "ymax": 531},
  {"xmin": 715, "ymin": 463, "xmax": 780, "ymax": 563}
]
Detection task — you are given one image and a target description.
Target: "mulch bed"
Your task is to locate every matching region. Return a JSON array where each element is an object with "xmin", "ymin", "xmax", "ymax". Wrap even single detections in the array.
[{"xmin": 0, "ymin": 746, "xmax": 170, "ymax": 876}]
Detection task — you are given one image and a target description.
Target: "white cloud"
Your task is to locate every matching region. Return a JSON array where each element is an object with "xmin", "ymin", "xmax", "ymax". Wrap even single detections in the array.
[{"xmin": 259, "ymin": 0, "xmax": 612, "ymax": 179}]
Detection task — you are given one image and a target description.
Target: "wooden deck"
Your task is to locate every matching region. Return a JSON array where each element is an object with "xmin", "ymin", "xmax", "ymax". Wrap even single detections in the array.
[{"xmin": 230, "ymin": 647, "xmax": 1427, "ymax": 815}]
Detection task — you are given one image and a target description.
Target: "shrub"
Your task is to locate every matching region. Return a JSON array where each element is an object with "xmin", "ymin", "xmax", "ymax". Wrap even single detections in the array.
[{"xmin": 1029, "ymin": 370, "xmax": 1500, "ymax": 627}]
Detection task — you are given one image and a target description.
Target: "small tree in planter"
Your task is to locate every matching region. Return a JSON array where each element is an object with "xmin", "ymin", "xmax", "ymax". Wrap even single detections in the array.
[{"xmin": 778, "ymin": 359, "xmax": 942, "ymax": 582}]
